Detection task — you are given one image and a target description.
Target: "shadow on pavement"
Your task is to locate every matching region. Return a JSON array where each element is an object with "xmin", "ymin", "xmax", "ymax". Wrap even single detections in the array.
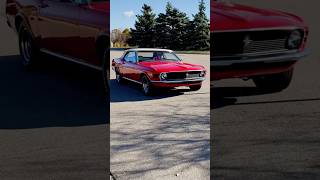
[
  {"xmin": 211, "ymin": 86, "xmax": 268, "ymax": 109},
  {"xmin": 212, "ymin": 86, "xmax": 320, "ymax": 109},
  {"xmin": 0, "ymin": 54, "xmax": 109, "ymax": 129},
  {"xmin": 110, "ymin": 79, "xmax": 205, "ymax": 102},
  {"xmin": 111, "ymin": 101, "xmax": 210, "ymax": 179}
]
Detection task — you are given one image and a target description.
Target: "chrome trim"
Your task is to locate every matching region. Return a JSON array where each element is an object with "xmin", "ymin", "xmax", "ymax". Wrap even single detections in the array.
[
  {"xmin": 99, "ymin": 32, "xmax": 110, "ymax": 36},
  {"xmin": 158, "ymin": 70, "xmax": 206, "ymax": 81},
  {"xmin": 151, "ymin": 77, "xmax": 205, "ymax": 83},
  {"xmin": 159, "ymin": 70, "xmax": 204, "ymax": 73},
  {"xmin": 213, "ymin": 26, "xmax": 304, "ymax": 33},
  {"xmin": 40, "ymin": 49, "xmax": 102, "ymax": 71},
  {"xmin": 122, "ymin": 77, "xmax": 142, "ymax": 84},
  {"xmin": 242, "ymin": 49, "xmax": 290, "ymax": 56},
  {"xmin": 159, "ymin": 72, "xmax": 167, "ymax": 80},
  {"xmin": 216, "ymin": 49, "xmax": 298, "ymax": 58},
  {"xmin": 211, "ymin": 49, "xmax": 310, "ymax": 66}
]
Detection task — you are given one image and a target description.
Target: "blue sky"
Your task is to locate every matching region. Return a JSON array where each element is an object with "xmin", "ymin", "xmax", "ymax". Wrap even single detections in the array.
[{"xmin": 110, "ymin": 0, "xmax": 210, "ymax": 30}]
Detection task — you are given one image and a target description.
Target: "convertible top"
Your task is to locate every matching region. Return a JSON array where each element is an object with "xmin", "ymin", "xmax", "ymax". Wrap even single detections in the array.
[{"xmin": 127, "ymin": 48, "xmax": 173, "ymax": 53}]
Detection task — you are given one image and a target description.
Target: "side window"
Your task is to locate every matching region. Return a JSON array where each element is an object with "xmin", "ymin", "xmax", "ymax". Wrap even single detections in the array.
[{"xmin": 124, "ymin": 52, "xmax": 137, "ymax": 63}]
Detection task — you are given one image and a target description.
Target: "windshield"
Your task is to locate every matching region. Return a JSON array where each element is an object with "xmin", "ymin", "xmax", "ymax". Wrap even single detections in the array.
[{"xmin": 137, "ymin": 51, "xmax": 181, "ymax": 62}]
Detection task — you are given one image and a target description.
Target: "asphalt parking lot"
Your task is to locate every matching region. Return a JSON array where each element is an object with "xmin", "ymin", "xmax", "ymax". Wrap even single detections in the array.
[
  {"xmin": 110, "ymin": 51, "xmax": 210, "ymax": 179},
  {"xmin": 0, "ymin": 19, "xmax": 109, "ymax": 179},
  {"xmin": 211, "ymin": 1, "xmax": 320, "ymax": 180}
]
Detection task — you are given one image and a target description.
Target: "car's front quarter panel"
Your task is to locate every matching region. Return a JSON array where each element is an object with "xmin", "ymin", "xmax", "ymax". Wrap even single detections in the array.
[
  {"xmin": 79, "ymin": 1, "xmax": 109, "ymax": 65},
  {"xmin": 6, "ymin": 0, "xmax": 40, "ymax": 39}
]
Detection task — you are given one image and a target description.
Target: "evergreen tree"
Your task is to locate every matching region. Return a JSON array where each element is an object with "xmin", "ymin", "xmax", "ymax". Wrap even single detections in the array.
[
  {"xmin": 129, "ymin": 4, "xmax": 156, "ymax": 48},
  {"xmin": 184, "ymin": 20, "xmax": 195, "ymax": 50},
  {"xmin": 155, "ymin": 12, "xmax": 170, "ymax": 48},
  {"xmin": 155, "ymin": 2, "xmax": 189, "ymax": 50},
  {"xmin": 191, "ymin": 0, "xmax": 210, "ymax": 50}
]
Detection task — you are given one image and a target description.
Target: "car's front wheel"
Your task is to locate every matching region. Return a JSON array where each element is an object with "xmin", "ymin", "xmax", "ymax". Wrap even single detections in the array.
[
  {"xmin": 141, "ymin": 75, "xmax": 153, "ymax": 95},
  {"xmin": 189, "ymin": 84, "xmax": 202, "ymax": 91},
  {"xmin": 18, "ymin": 23, "xmax": 40, "ymax": 67},
  {"xmin": 253, "ymin": 68, "xmax": 294, "ymax": 92},
  {"xmin": 115, "ymin": 68, "xmax": 124, "ymax": 84}
]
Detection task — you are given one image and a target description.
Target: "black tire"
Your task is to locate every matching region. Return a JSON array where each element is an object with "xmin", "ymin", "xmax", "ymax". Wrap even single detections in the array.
[
  {"xmin": 102, "ymin": 49, "xmax": 109, "ymax": 95},
  {"xmin": 141, "ymin": 75, "xmax": 153, "ymax": 96},
  {"xmin": 189, "ymin": 84, "xmax": 202, "ymax": 91},
  {"xmin": 18, "ymin": 22, "xmax": 40, "ymax": 67},
  {"xmin": 253, "ymin": 68, "xmax": 294, "ymax": 92}
]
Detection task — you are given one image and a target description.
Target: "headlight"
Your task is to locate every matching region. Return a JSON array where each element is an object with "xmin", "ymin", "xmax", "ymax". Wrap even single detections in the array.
[
  {"xmin": 287, "ymin": 30, "xmax": 303, "ymax": 49},
  {"xmin": 199, "ymin": 71, "xmax": 206, "ymax": 77},
  {"xmin": 160, "ymin": 73, "xmax": 167, "ymax": 80}
]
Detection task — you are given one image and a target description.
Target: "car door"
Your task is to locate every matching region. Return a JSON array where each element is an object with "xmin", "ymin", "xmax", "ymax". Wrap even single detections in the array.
[
  {"xmin": 122, "ymin": 51, "xmax": 138, "ymax": 80},
  {"xmin": 78, "ymin": 0, "xmax": 108, "ymax": 65},
  {"xmin": 37, "ymin": 0, "xmax": 80, "ymax": 58}
]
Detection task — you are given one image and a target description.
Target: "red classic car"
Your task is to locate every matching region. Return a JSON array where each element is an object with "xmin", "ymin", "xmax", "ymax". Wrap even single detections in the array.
[
  {"xmin": 5, "ymin": 0, "xmax": 110, "ymax": 91},
  {"xmin": 211, "ymin": 1, "xmax": 309, "ymax": 92},
  {"xmin": 112, "ymin": 48, "xmax": 206, "ymax": 95}
]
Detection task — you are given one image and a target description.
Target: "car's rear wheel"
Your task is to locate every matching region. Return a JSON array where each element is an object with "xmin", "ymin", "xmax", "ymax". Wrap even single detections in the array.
[
  {"xmin": 18, "ymin": 23, "xmax": 39, "ymax": 67},
  {"xmin": 141, "ymin": 75, "xmax": 153, "ymax": 95},
  {"xmin": 253, "ymin": 68, "xmax": 294, "ymax": 92},
  {"xmin": 189, "ymin": 84, "xmax": 202, "ymax": 91}
]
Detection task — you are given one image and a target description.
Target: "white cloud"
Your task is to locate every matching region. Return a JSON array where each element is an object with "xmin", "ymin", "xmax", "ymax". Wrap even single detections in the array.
[{"xmin": 123, "ymin": 10, "xmax": 135, "ymax": 18}]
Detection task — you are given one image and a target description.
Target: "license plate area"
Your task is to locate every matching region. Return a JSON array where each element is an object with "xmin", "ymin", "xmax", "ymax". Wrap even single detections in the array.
[{"xmin": 186, "ymin": 73, "xmax": 200, "ymax": 78}]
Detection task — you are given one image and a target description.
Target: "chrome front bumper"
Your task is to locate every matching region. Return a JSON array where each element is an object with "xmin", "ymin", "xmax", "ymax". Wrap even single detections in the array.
[
  {"xmin": 211, "ymin": 49, "xmax": 310, "ymax": 66},
  {"xmin": 151, "ymin": 77, "xmax": 205, "ymax": 83}
]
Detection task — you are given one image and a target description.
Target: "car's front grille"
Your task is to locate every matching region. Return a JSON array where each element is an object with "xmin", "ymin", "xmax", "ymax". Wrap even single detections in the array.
[
  {"xmin": 167, "ymin": 72, "xmax": 186, "ymax": 79},
  {"xmin": 212, "ymin": 29, "xmax": 303, "ymax": 58},
  {"xmin": 166, "ymin": 71, "xmax": 201, "ymax": 80},
  {"xmin": 243, "ymin": 38, "xmax": 287, "ymax": 54}
]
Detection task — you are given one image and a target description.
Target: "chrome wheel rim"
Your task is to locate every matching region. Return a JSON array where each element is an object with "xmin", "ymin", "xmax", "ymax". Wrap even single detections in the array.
[
  {"xmin": 116, "ymin": 73, "xmax": 121, "ymax": 83},
  {"xmin": 142, "ymin": 78, "xmax": 149, "ymax": 93},
  {"xmin": 20, "ymin": 30, "xmax": 32, "ymax": 65}
]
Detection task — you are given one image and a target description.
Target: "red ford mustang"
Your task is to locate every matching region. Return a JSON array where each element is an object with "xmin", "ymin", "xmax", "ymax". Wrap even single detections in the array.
[
  {"xmin": 112, "ymin": 48, "xmax": 206, "ymax": 95},
  {"xmin": 211, "ymin": 1, "xmax": 309, "ymax": 92}
]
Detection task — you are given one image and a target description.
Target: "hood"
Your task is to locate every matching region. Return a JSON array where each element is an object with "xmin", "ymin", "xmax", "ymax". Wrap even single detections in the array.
[
  {"xmin": 139, "ymin": 61, "xmax": 205, "ymax": 72},
  {"xmin": 211, "ymin": 2, "xmax": 305, "ymax": 32},
  {"xmin": 80, "ymin": 2, "xmax": 110, "ymax": 13}
]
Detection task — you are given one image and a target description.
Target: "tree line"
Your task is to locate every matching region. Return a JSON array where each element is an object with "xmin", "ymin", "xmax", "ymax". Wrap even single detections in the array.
[
  {"xmin": 111, "ymin": 1, "xmax": 210, "ymax": 50},
  {"xmin": 111, "ymin": 28, "xmax": 131, "ymax": 48}
]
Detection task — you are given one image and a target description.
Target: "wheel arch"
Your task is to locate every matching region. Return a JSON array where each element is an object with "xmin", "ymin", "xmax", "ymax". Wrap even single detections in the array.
[
  {"xmin": 96, "ymin": 33, "xmax": 109, "ymax": 65},
  {"xmin": 14, "ymin": 13, "xmax": 35, "ymax": 39},
  {"xmin": 140, "ymin": 72, "xmax": 151, "ymax": 81}
]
